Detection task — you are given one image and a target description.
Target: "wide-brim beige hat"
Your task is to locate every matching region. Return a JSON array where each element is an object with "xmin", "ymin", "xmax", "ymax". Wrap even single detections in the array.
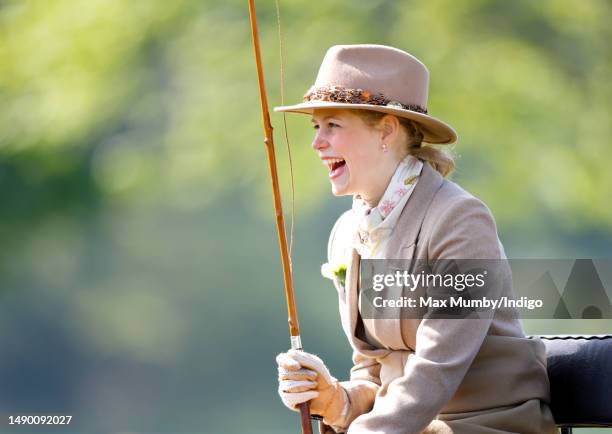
[{"xmin": 274, "ymin": 44, "xmax": 457, "ymax": 145}]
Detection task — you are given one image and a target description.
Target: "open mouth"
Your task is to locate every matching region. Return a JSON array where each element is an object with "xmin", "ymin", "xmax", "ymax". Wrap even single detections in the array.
[{"xmin": 324, "ymin": 158, "xmax": 347, "ymax": 179}]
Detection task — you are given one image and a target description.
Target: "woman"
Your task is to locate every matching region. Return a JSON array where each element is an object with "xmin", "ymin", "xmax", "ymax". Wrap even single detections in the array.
[{"xmin": 274, "ymin": 45, "xmax": 556, "ymax": 434}]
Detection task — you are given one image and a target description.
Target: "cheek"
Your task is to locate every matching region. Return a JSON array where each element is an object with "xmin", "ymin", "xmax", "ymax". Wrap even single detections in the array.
[
  {"xmin": 332, "ymin": 127, "xmax": 379, "ymax": 169},
  {"xmin": 349, "ymin": 139, "xmax": 380, "ymax": 168},
  {"xmin": 335, "ymin": 131, "xmax": 363, "ymax": 158},
  {"xmin": 349, "ymin": 150, "xmax": 370, "ymax": 168}
]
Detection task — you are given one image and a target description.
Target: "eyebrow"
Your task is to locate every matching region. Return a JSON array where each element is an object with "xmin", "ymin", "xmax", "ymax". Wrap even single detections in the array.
[{"xmin": 311, "ymin": 115, "xmax": 340, "ymax": 124}]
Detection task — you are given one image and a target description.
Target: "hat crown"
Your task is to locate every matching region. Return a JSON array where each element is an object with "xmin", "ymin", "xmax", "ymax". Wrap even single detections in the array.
[
  {"xmin": 273, "ymin": 44, "xmax": 457, "ymax": 144},
  {"xmin": 313, "ymin": 44, "xmax": 429, "ymax": 109}
]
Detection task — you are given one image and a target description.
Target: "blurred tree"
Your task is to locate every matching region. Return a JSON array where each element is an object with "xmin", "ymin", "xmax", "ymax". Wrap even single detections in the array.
[
  {"xmin": 0, "ymin": 2, "xmax": 610, "ymax": 432},
  {"xmin": 1, "ymin": 0, "xmax": 610, "ymax": 230}
]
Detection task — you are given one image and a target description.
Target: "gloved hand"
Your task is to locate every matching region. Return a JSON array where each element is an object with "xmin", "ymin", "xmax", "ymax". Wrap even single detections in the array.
[{"xmin": 276, "ymin": 349, "xmax": 348, "ymax": 424}]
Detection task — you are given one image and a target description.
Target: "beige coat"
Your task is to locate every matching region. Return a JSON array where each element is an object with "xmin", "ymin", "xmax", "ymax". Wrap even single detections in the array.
[{"xmin": 320, "ymin": 162, "xmax": 557, "ymax": 434}]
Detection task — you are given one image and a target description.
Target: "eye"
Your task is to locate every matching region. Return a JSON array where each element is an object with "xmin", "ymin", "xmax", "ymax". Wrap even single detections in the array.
[
  {"xmin": 312, "ymin": 124, "xmax": 320, "ymax": 130},
  {"xmin": 328, "ymin": 122, "xmax": 339, "ymax": 128}
]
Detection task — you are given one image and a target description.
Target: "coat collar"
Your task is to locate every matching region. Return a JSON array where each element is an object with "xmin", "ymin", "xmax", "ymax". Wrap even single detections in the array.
[{"xmin": 386, "ymin": 161, "xmax": 444, "ymax": 259}]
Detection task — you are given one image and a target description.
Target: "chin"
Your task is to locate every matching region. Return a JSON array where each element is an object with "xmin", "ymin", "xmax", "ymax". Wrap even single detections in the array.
[
  {"xmin": 330, "ymin": 169, "xmax": 351, "ymax": 196},
  {"xmin": 331, "ymin": 182, "xmax": 351, "ymax": 197}
]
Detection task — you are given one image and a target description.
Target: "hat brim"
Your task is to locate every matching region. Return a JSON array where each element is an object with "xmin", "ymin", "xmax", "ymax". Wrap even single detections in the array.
[{"xmin": 274, "ymin": 101, "xmax": 457, "ymax": 145}]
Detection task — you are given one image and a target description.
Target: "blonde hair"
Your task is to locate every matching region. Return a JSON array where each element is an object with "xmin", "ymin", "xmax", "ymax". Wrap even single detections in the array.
[{"xmin": 356, "ymin": 110, "xmax": 455, "ymax": 177}]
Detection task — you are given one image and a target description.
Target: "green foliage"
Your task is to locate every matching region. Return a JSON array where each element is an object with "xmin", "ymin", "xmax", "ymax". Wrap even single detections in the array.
[
  {"xmin": 0, "ymin": 0, "xmax": 610, "ymax": 231},
  {"xmin": 0, "ymin": 2, "xmax": 610, "ymax": 432}
]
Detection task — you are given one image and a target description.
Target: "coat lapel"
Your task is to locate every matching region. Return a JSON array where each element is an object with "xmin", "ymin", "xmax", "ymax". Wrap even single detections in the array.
[
  {"xmin": 345, "ymin": 248, "xmax": 391, "ymax": 355},
  {"xmin": 344, "ymin": 162, "xmax": 446, "ymax": 353}
]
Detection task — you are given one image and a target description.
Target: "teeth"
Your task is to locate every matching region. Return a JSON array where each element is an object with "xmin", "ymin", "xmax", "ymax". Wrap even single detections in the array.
[{"xmin": 323, "ymin": 158, "xmax": 345, "ymax": 169}]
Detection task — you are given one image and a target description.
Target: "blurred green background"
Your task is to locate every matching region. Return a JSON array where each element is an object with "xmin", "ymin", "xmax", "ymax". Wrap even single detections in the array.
[{"xmin": 0, "ymin": 0, "xmax": 610, "ymax": 433}]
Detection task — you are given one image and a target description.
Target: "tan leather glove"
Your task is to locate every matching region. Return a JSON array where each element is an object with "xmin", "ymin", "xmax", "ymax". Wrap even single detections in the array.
[{"xmin": 276, "ymin": 349, "xmax": 349, "ymax": 425}]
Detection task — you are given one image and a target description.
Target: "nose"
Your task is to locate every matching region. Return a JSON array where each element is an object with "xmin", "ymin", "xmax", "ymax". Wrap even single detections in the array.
[{"xmin": 311, "ymin": 130, "xmax": 329, "ymax": 151}]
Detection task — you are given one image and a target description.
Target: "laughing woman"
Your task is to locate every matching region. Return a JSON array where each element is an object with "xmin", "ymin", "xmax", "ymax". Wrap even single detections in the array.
[{"xmin": 274, "ymin": 45, "xmax": 556, "ymax": 434}]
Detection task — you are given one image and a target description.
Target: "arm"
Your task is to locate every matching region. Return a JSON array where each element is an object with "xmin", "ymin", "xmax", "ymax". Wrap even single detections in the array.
[
  {"xmin": 321, "ymin": 349, "xmax": 381, "ymax": 432},
  {"xmin": 347, "ymin": 195, "xmax": 506, "ymax": 434}
]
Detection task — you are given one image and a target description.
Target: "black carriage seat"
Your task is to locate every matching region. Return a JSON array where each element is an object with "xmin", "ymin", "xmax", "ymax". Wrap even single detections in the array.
[{"xmin": 529, "ymin": 334, "xmax": 612, "ymax": 432}]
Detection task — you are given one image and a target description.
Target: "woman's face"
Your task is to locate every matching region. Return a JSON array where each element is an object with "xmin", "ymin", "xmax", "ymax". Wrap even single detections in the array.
[{"xmin": 311, "ymin": 108, "xmax": 392, "ymax": 201}]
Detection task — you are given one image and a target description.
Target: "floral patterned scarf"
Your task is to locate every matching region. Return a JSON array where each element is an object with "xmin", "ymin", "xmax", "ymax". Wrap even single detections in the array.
[{"xmin": 352, "ymin": 155, "xmax": 423, "ymax": 258}]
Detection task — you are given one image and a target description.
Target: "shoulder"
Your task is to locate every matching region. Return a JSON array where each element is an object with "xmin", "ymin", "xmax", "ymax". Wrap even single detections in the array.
[
  {"xmin": 429, "ymin": 178, "xmax": 493, "ymax": 221},
  {"xmin": 327, "ymin": 209, "xmax": 355, "ymax": 263},
  {"xmin": 421, "ymin": 178, "xmax": 505, "ymax": 259}
]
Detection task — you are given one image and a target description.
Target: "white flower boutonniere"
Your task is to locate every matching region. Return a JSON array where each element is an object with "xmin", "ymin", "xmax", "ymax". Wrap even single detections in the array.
[{"xmin": 321, "ymin": 261, "xmax": 347, "ymax": 286}]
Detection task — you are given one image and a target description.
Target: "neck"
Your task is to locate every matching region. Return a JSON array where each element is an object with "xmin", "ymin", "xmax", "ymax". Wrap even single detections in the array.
[
  {"xmin": 359, "ymin": 152, "xmax": 409, "ymax": 207},
  {"xmin": 361, "ymin": 168, "xmax": 395, "ymax": 208}
]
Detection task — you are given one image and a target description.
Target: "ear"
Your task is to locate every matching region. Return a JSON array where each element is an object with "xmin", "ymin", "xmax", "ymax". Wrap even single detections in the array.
[{"xmin": 380, "ymin": 114, "xmax": 401, "ymax": 144}]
